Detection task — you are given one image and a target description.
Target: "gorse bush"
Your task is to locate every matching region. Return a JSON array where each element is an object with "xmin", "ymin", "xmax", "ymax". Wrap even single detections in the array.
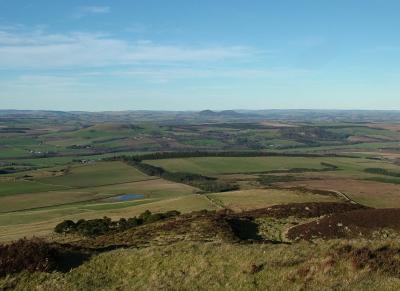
[
  {"xmin": 106, "ymin": 151, "xmax": 345, "ymax": 163},
  {"xmin": 365, "ymin": 167, "xmax": 400, "ymax": 177},
  {"xmin": 258, "ymin": 175, "xmax": 298, "ymax": 185},
  {"xmin": 0, "ymin": 238, "xmax": 58, "ymax": 276},
  {"xmin": 54, "ymin": 210, "xmax": 181, "ymax": 236}
]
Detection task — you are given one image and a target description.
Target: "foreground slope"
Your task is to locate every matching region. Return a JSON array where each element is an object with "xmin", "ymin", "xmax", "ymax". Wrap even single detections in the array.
[{"xmin": 3, "ymin": 203, "xmax": 400, "ymax": 290}]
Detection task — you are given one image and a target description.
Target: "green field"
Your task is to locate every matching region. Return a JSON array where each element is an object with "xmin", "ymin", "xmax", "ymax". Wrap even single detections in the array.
[
  {"xmin": 145, "ymin": 156, "xmax": 400, "ymax": 176},
  {"xmin": 145, "ymin": 156, "xmax": 329, "ymax": 175},
  {"xmin": 38, "ymin": 161, "xmax": 152, "ymax": 187},
  {"xmin": 0, "ymin": 159, "xmax": 203, "ymax": 240},
  {"xmin": 0, "ymin": 180, "xmax": 68, "ymax": 197}
]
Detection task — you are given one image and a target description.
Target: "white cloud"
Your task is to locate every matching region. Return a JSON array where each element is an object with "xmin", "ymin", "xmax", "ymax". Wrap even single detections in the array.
[
  {"xmin": 0, "ymin": 29, "xmax": 254, "ymax": 68},
  {"xmin": 92, "ymin": 67, "xmax": 311, "ymax": 82},
  {"xmin": 74, "ymin": 6, "xmax": 110, "ymax": 18},
  {"xmin": 6, "ymin": 75, "xmax": 79, "ymax": 88}
]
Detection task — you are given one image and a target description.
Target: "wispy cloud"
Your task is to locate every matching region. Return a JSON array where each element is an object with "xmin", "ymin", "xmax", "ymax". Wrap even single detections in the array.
[
  {"xmin": 0, "ymin": 28, "xmax": 255, "ymax": 69},
  {"xmin": 74, "ymin": 6, "xmax": 110, "ymax": 18},
  {"xmin": 83, "ymin": 67, "xmax": 311, "ymax": 83},
  {"xmin": 5, "ymin": 75, "xmax": 79, "ymax": 88},
  {"xmin": 363, "ymin": 45, "xmax": 400, "ymax": 53}
]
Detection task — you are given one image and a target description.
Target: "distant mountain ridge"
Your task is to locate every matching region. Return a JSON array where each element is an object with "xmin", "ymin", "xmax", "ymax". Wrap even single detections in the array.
[{"xmin": 198, "ymin": 109, "xmax": 243, "ymax": 117}]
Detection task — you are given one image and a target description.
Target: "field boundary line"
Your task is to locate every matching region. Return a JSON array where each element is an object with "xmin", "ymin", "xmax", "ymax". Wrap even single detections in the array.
[
  {"xmin": 20, "ymin": 176, "xmax": 160, "ymax": 191},
  {"xmin": 0, "ymin": 192, "xmax": 158, "ymax": 214},
  {"xmin": 203, "ymin": 194, "xmax": 225, "ymax": 209},
  {"xmin": 330, "ymin": 190, "xmax": 358, "ymax": 204}
]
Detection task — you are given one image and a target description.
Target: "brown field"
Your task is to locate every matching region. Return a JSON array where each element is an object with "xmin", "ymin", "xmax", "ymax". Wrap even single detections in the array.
[
  {"xmin": 259, "ymin": 121, "xmax": 297, "ymax": 128},
  {"xmin": 367, "ymin": 123, "xmax": 400, "ymax": 132},
  {"xmin": 347, "ymin": 136, "xmax": 381, "ymax": 142},
  {"xmin": 275, "ymin": 178, "xmax": 400, "ymax": 208}
]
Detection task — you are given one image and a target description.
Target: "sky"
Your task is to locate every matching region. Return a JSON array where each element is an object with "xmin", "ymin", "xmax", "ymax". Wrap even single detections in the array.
[{"xmin": 0, "ymin": 0, "xmax": 400, "ymax": 111}]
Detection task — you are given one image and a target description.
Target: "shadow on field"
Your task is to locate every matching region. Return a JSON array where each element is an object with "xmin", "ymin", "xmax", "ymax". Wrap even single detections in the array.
[
  {"xmin": 54, "ymin": 244, "xmax": 128, "ymax": 272},
  {"xmin": 55, "ymin": 248, "xmax": 92, "ymax": 272},
  {"xmin": 227, "ymin": 218, "xmax": 263, "ymax": 241}
]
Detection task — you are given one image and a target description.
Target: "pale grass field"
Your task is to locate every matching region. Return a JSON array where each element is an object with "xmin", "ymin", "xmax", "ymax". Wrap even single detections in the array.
[
  {"xmin": 0, "ymin": 194, "xmax": 217, "ymax": 242},
  {"xmin": 0, "ymin": 177, "xmax": 198, "ymax": 221},
  {"xmin": 208, "ymin": 188, "xmax": 340, "ymax": 212}
]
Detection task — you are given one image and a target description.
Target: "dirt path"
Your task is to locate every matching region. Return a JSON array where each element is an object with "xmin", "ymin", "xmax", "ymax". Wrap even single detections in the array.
[
  {"xmin": 330, "ymin": 190, "xmax": 358, "ymax": 204},
  {"xmin": 203, "ymin": 194, "xmax": 226, "ymax": 210}
]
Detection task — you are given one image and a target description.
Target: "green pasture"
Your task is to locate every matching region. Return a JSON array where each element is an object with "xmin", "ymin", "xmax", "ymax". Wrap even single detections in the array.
[
  {"xmin": 0, "ymin": 180, "xmax": 67, "ymax": 197},
  {"xmin": 145, "ymin": 156, "xmax": 400, "ymax": 177},
  {"xmin": 38, "ymin": 161, "xmax": 151, "ymax": 187},
  {"xmin": 144, "ymin": 156, "xmax": 327, "ymax": 175}
]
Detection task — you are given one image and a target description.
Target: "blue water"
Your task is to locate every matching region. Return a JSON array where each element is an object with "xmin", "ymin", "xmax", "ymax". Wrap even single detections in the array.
[{"xmin": 115, "ymin": 194, "xmax": 145, "ymax": 201}]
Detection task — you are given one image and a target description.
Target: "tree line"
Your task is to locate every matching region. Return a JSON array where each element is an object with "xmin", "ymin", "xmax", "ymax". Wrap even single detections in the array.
[{"xmin": 54, "ymin": 210, "xmax": 181, "ymax": 237}]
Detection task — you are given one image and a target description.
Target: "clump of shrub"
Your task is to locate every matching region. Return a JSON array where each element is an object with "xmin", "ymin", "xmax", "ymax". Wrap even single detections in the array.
[
  {"xmin": 258, "ymin": 175, "xmax": 298, "ymax": 185},
  {"xmin": 54, "ymin": 210, "xmax": 181, "ymax": 236},
  {"xmin": 0, "ymin": 238, "xmax": 58, "ymax": 276},
  {"xmin": 189, "ymin": 180, "xmax": 239, "ymax": 192},
  {"xmin": 365, "ymin": 167, "xmax": 400, "ymax": 178}
]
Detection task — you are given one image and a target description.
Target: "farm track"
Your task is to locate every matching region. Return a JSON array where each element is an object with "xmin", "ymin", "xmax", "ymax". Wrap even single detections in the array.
[
  {"xmin": 26, "ymin": 176, "xmax": 160, "ymax": 190},
  {"xmin": 330, "ymin": 190, "xmax": 358, "ymax": 204},
  {"xmin": 203, "ymin": 194, "xmax": 226, "ymax": 210},
  {"xmin": 270, "ymin": 185, "xmax": 360, "ymax": 206}
]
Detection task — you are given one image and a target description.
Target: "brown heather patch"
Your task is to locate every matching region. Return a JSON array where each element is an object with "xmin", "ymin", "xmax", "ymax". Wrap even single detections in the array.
[
  {"xmin": 288, "ymin": 208, "xmax": 400, "ymax": 240},
  {"xmin": 334, "ymin": 244, "xmax": 400, "ymax": 277},
  {"xmin": 237, "ymin": 202, "xmax": 367, "ymax": 219}
]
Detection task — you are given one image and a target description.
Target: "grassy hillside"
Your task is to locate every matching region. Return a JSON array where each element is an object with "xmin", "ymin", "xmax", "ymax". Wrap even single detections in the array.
[
  {"xmin": 3, "ymin": 204, "xmax": 400, "ymax": 290},
  {"xmin": 5, "ymin": 240, "xmax": 400, "ymax": 290}
]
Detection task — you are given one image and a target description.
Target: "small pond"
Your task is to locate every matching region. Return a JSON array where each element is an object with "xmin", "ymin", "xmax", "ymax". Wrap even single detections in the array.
[{"xmin": 115, "ymin": 194, "xmax": 145, "ymax": 201}]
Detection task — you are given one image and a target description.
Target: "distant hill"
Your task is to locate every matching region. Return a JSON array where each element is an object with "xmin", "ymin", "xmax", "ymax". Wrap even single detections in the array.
[
  {"xmin": 219, "ymin": 110, "xmax": 243, "ymax": 117},
  {"xmin": 198, "ymin": 109, "xmax": 243, "ymax": 117},
  {"xmin": 198, "ymin": 109, "xmax": 217, "ymax": 116}
]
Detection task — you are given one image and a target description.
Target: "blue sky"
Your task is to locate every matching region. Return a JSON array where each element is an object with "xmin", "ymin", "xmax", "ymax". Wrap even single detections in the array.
[{"xmin": 0, "ymin": 0, "xmax": 400, "ymax": 111}]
